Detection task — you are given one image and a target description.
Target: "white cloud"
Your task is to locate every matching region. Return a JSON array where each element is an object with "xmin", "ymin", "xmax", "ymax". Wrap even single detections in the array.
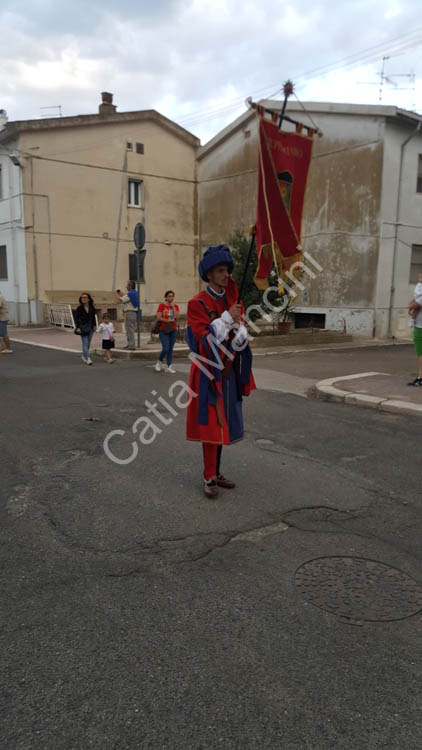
[
  {"xmin": 0, "ymin": 0, "xmax": 420, "ymax": 141},
  {"xmin": 13, "ymin": 51, "xmax": 101, "ymax": 92},
  {"xmin": 384, "ymin": 3, "xmax": 402, "ymax": 19}
]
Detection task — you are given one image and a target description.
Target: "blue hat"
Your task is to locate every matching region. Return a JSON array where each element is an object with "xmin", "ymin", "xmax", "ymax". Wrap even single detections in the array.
[{"xmin": 198, "ymin": 245, "xmax": 234, "ymax": 282}]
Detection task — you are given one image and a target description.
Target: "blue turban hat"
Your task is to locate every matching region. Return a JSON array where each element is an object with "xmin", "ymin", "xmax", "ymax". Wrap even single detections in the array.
[{"xmin": 198, "ymin": 245, "xmax": 234, "ymax": 282}]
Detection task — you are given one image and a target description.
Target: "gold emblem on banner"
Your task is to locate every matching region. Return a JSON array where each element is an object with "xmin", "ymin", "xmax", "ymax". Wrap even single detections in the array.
[{"xmin": 255, "ymin": 242, "xmax": 304, "ymax": 292}]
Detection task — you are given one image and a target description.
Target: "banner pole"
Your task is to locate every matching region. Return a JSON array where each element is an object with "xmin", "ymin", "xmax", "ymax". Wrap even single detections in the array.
[
  {"xmin": 278, "ymin": 80, "xmax": 294, "ymax": 129},
  {"xmin": 237, "ymin": 227, "xmax": 256, "ymax": 303}
]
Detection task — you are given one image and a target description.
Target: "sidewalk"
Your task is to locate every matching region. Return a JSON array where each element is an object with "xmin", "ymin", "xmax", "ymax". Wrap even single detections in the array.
[
  {"xmin": 315, "ymin": 371, "xmax": 422, "ymax": 417},
  {"xmin": 8, "ymin": 324, "xmax": 413, "ymax": 358},
  {"xmin": 8, "ymin": 325, "xmax": 189, "ymax": 359}
]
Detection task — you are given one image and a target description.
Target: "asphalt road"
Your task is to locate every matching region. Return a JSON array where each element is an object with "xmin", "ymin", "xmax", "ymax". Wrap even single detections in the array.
[
  {"xmin": 252, "ymin": 341, "xmax": 417, "ymax": 379},
  {"xmin": 2, "ymin": 343, "xmax": 422, "ymax": 750}
]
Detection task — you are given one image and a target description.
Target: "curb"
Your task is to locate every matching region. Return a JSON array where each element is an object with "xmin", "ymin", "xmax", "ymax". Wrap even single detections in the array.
[
  {"xmin": 314, "ymin": 372, "xmax": 422, "ymax": 417},
  {"xmin": 9, "ymin": 337, "xmax": 189, "ymax": 359},
  {"xmin": 93, "ymin": 346, "xmax": 189, "ymax": 360},
  {"xmin": 10, "ymin": 334, "xmax": 413, "ymax": 359},
  {"xmin": 9, "ymin": 338, "xmax": 78, "ymax": 354}
]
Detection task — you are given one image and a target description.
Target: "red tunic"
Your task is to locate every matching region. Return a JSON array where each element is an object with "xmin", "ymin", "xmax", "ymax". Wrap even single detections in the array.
[{"xmin": 185, "ymin": 278, "xmax": 255, "ymax": 445}]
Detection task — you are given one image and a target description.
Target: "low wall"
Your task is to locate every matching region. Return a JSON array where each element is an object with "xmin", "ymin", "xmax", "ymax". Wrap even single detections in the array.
[{"xmin": 294, "ymin": 306, "xmax": 375, "ymax": 337}]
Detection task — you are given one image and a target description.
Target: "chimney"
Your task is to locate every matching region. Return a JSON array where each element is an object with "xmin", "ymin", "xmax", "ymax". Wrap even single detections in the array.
[
  {"xmin": 99, "ymin": 92, "xmax": 117, "ymax": 115},
  {"xmin": 0, "ymin": 109, "xmax": 8, "ymax": 131}
]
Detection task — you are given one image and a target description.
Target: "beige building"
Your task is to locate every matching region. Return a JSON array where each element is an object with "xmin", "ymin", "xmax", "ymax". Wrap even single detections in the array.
[
  {"xmin": 198, "ymin": 101, "xmax": 422, "ymax": 339},
  {"xmin": 0, "ymin": 93, "xmax": 200, "ymax": 323},
  {"xmin": 1, "ymin": 95, "xmax": 421, "ymax": 338}
]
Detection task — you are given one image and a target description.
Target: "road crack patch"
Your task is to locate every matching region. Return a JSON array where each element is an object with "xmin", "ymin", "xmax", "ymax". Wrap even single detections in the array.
[
  {"xmin": 6, "ymin": 485, "xmax": 32, "ymax": 518},
  {"xmin": 282, "ymin": 505, "xmax": 369, "ymax": 527}
]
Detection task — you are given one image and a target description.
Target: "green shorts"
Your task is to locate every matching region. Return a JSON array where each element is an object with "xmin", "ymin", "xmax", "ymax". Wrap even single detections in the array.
[{"xmin": 414, "ymin": 327, "xmax": 422, "ymax": 356}]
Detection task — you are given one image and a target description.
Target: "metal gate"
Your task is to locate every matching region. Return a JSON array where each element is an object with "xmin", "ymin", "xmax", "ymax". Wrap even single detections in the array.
[{"xmin": 47, "ymin": 304, "xmax": 75, "ymax": 329}]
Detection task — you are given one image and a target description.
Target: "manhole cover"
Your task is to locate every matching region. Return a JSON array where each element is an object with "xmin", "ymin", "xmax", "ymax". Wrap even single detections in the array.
[{"xmin": 296, "ymin": 556, "xmax": 422, "ymax": 622}]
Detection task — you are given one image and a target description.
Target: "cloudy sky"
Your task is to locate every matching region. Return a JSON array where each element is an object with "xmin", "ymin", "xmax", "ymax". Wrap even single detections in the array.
[{"xmin": 1, "ymin": 0, "xmax": 421, "ymax": 143}]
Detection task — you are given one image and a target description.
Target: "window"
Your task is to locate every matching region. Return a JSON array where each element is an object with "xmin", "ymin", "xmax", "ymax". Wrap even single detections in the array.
[
  {"xmin": 127, "ymin": 142, "xmax": 133, "ymax": 151},
  {"xmin": 410, "ymin": 244, "xmax": 422, "ymax": 284},
  {"xmin": 128, "ymin": 179, "xmax": 143, "ymax": 207},
  {"xmin": 0, "ymin": 245, "xmax": 8, "ymax": 280},
  {"xmin": 294, "ymin": 312, "xmax": 326, "ymax": 329},
  {"xmin": 0, "ymin": 165, "xmax": 2, "ymax": 200},
  {"xmin": 136, "ymin": 142, "xmax": 144, "ymax": 154},
  {"xmin": 107, "ymin": 308, "xmax": 117, "ymax": 320},
  {"xmin": 129, "ymin": 253, "xmax": 144, "ymax": 283},
  {"xmin": 418, "ymin": 155, "xmax": 422, "ymax": 193}
]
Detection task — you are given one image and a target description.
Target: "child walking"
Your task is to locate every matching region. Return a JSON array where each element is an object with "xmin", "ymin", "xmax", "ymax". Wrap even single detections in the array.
[{"xmin": 97, "ymin": 313, "xmax": 115, "ymax": 363}]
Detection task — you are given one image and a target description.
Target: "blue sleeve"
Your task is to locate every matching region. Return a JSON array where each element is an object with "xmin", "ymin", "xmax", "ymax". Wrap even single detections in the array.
[{"xmin": 128, "ymin": 289, "xmax": 140, "ymax": 307}]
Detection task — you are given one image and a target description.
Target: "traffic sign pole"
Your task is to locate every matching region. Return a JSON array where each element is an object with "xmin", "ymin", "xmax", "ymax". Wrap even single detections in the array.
[{"xmin": 133, "ymin": 224, "xmax": 146, "ymax": 350}]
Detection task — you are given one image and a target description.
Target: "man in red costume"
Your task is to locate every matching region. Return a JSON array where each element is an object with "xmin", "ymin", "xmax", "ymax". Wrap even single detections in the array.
[{"xmin": 185, "ymin": 245, "xmax": 255, "ymax": 499}]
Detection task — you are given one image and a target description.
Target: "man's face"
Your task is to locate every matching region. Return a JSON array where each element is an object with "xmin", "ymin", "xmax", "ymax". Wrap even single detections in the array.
[
  {"xmin": 126, "ymin": 281, "xmax": 131, "ymax": 291},
  {"xmin": 418, "ymin": 273, "xmax": 422, "ymax": 284},
  {"xmin": 207, "ymin": 264, "xmax": 229, "ymax": 288}
]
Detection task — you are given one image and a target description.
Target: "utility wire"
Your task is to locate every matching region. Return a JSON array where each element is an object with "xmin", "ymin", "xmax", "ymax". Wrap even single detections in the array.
[
  {"xmin": 178, "ymin": 27, "xmax": 422, "ymax": 129},
  {"xmin": 22, "ymin": 153, "xmax": 197, "ymax": 183},
  {"xmin": 295, "ymin": 28, "xmax": 422, "ymax": 83}
]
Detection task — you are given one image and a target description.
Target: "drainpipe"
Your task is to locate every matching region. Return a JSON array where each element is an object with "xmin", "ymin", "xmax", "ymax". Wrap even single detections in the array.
[
  {"xmin": 388, "ymin": 119, "xmax": 422, "ymax": 337},
  {"xmin": 26, "ymin": 154, "xmax": 53, "ymax": 309},
  {"xmin": 29, "ymin": 158, "xmax": 39, "ymax": 303}
]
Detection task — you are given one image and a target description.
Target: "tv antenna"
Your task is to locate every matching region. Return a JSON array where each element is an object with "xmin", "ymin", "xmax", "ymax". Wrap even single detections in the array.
[
  {"xmin": 358, "ymin": 55, "xmax": 416, "ymax": 110},
  {"xmin": 40, "ymin": 105, "xmax": 62, "ymax": 118}
]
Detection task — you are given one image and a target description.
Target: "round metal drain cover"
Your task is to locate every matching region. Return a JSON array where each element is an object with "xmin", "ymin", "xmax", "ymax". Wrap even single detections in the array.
[{"xmin": 296, "ymin": 556, "xmax": 422, "ymax": 622}]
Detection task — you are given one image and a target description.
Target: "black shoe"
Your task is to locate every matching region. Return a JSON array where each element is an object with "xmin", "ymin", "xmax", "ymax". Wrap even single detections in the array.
[
  {"xmin": 407, "ymin": 377, "xmax": 422, "ymax": 386},
  {"xmin": 216, "ymin": 474, "xmax": 236, "ymax": 489}
]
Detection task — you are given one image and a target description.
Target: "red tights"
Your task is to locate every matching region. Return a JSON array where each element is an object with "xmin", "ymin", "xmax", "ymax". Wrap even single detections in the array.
[{"xmin": 202, "ymin": 443, "xmax": 223, "ymax": 481}]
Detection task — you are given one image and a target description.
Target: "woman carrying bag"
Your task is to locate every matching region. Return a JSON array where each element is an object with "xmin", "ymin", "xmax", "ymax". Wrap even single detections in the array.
[
  {"xmin": 74, "ymin": 292, "xmax": 97, "ymax": 365},
  {"xmin": 154, "ymin": 290, "xmax": 179, "ymax": 374}
]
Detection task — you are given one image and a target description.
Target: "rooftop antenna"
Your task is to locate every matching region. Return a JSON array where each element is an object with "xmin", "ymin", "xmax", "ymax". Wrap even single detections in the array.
[
  {"xmin": 357, "ymin": 55, "xmax": 391, "ymax": 101},
  {"xmin": 383, "ymin": 71, "xmax": 416, "ymax": 111},
  {"xmin": 358, "ymin": 55, "xmax": 416, "ymax": 109},
  {"xmin": 40, "ymin": 105, "xmax": 62, "ymax": 118},
  {"xmin": 379, "ymin": 56, "xmax": 389, "ymax": 102}
]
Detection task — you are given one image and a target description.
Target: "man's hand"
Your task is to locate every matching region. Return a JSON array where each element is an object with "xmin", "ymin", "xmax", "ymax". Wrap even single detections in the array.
[
  {"xmin": 228, "ymin": 304, "xmax": 242, "ymax": 324},
  {"xmin": 409, "ymin": 299, "xmax": 420, "ymax": 317}
]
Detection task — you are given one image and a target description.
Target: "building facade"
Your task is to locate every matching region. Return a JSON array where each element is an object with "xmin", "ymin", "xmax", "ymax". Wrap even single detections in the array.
[
  {"xmin": 0, "ymin": 93, "xmax": 200, "ymax": 323},
  {"xmin": 198, "ymin": 102, "xmax": 422, "ymax": 338},
  {"xmin": 1, "ymin": 96, "xmax": 421, "ymax": 338},
  {"xmin": 0, "ymin": 111, "xmax": 33, "ymax": 325}
]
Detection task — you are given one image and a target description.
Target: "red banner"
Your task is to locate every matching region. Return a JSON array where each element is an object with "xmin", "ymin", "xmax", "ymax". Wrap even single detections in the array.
[{"xmin": 255, "ymin": 116, "xmax": 313, "ymax": 289}]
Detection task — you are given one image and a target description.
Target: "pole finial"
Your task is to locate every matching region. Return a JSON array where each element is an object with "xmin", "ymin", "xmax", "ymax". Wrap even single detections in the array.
[
  {"xmin": 278, "ymin": 80, "xmax": 294, "ymax": 129},
  {"xmin": 283, "ymin": 80, "xmax": 294, "ymax": 98}
]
